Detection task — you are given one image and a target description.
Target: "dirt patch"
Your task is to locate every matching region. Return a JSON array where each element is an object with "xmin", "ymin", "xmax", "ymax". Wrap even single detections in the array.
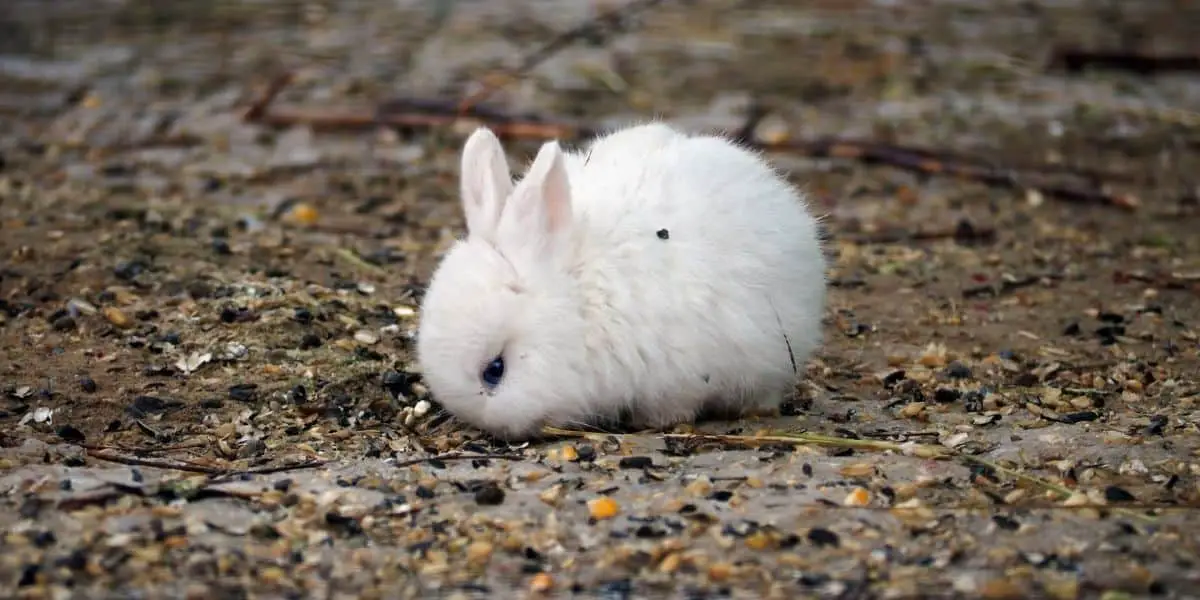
[{"xmin": 1, "ymin": 1, "xmax": 1199, "ymax": 598}]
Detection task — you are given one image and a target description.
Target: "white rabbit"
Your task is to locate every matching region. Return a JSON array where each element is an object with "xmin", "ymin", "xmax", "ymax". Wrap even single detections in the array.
[{"xmin": 416, "ymin": 122, "xmax": 827, "ymax": 440}]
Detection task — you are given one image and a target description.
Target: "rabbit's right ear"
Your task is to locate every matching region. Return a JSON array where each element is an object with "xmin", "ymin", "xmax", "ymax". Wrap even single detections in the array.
[{"xmin": 460, "ymin": 128, "xmax": 514, "ymax": 240}]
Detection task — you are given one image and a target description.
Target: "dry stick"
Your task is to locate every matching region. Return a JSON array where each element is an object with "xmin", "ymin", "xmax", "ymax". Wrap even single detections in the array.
[
  {"xmin": 392, "ymin": 452, "xmax": 524, "ymax": 469},
  {"xmin": 88, "ymin": 449, "xmax": 325, "ymax": 478},
  {"xmin": 246, "ymin": 93, "xmax": 1137, "ymax": 210},
  {"xmin": 456, "ymin": 0, "xmax": 668, "ymax": 113}
]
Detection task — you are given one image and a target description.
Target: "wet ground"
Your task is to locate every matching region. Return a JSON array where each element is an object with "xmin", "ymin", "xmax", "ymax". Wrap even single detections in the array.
[{"xmin": 2, "ymin": 0, "xmax": 1199, "ymax": 598}]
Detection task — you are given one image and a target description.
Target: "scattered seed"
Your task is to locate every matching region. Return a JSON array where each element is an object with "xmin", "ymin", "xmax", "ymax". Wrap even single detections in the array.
[
  {"xmin": 588, "ymin": 497, "xmax": 620, "ymax": 520},
  {"xmin": 474, "ymin": 482, "xmax": 506, "ymax": 505},
  {"xmin": 807, "ymin": 527, "xmax": 840, "ymax": 548},
  {"xmin": 656, "ymin": 228, "xmax": 669, "ymax": 240}
]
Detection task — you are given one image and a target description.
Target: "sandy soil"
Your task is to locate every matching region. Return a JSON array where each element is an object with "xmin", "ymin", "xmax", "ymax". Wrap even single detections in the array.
[{"xmin": 1, "ymin": 1, "xmax": 1199, "ymax": 598}]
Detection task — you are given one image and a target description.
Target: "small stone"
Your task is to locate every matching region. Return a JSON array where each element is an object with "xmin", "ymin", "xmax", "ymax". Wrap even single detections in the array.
[
  {"xmin": 843, "ymin": 487, "xmax": 871, "ymax": 506},
  {"xmin": 575, "ymin": 444, "xmax": 597, "ymax": 462},
  {"xmin": 465, "ymin": 541, "xmax": 493, "ymax": 567},
  {"xmin": 706, "ymin": 563, "xmax": 733, "ymax": 582},
  {"xmin": 588, "ymin": 496, "xmax": 620, "ymax": 520},
  {"xmin": 299, "ymin": 333, "xmax": 322, "ymax": 350},
  {"xmin": 538, "ymin": 483, "xmax": 565, "ymax": 507},
  {"xmin": 80, "ymin": 377, "xmax": 97, "ymax": 393},
  {"xmin": 529, "ymin": 572, "xmax": 554, "ymax": 593},
  {"xmin": 412, "ymin": 400, "xmax": 431, "ymax": 418},
  {"xmin": 656, "ymin": 228, "xmax": 669, "ymax": 240},
  {"xmin": 560, "ymin": 445, "xmax": 579, "ymax": 462},
  {"xmin": 103, "ymin": 306, "xmax": 134, "ymax": 329},
  {"xmin": 353, "ymin": 330, "xmax": 379, "ymax": 345}
]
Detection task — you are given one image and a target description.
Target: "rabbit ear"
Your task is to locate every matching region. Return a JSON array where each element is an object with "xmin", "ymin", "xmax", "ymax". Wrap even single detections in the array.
[
  {"xmin": 460, "ymin": 127, "xmax": 514, "ymax": 239},
  {"xmin": 497, "ymin": 141, "xmax": 573, "ymax": 253}
]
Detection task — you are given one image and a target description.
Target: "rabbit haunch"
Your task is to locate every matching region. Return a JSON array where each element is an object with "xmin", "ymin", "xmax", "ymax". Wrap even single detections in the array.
[{"xmin": 416, "ymin": 122, "xmax": 827, "ymax": 440}]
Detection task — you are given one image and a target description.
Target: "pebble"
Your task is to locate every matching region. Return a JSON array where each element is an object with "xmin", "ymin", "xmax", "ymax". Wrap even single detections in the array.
[
  {"xmin": 353, "ymin": 330, "xmax": 380, "ymax": 345},
  {"xmin": 103, "ymin": 306, "xmax": 134, "ymax": 329},
  {"xmin": 412, "ymin": 400, "xmax": 431, "ymax": 418},
  {"xmin": 80, "ymin": 377, "xmax": 97, "ymax": 393}
]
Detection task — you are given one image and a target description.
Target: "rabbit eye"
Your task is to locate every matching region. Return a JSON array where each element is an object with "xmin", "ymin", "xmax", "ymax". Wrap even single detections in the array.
[{"xmin": 481, "ymin": 355, "xmax": 505, "ymax": 388}]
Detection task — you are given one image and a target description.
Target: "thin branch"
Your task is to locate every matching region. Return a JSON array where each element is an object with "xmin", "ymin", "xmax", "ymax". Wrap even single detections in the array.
[{"xmin": 391, "ymin": 452, "xmax": 524, "ymax": 469}]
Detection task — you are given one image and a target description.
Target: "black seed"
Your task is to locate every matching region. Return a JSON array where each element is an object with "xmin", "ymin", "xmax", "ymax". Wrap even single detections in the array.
[
  {"xmin": 113, "ymin": 260, "xmax": 147, "ymax": 281},
  {"xmin": 17, "ymin": 564, "xmax": 39, "ymax": 587},
  {"xmin": 219, "ymin": 306, "xmax": 238, "ymax": 323},
  {"xmin": 324, "ymin": 512, "xmax": 363, "ymax": 536},
  {"xmin": 415, "ymin": 485, "xmax": 436, "ymax": 499},
  {"xmin": 228, "ymin": 383, "xmax": 258, "ymax": 402},
  {"xmin": 288, "ymin": 385, "xmax": 308, "ymax": 404},
  {"xmin": 127, "ymin": 395, "xmax": 176, "ymax": 417},
  {"xmin": 881, "ymin": 370, "xmax": 906, "ymax": 388},
  {"xmin": 1098, "ymin": 312, "xmax": 1125, "ymax": 324},
  {"xmin": 211, "ymin": 238, "xmax": 232, "ymax": 255},
  {"xmin": 273, "ymin": 479, "xmax": 293, "ymax": 492},
  {"xmin": 1104, "ymin": 485, "xmax": 1136, "ymax": 502},
  {"xmin": 992, "ymin": 515, "xmax": 1020, "ymax": 531},
  {"xmin": 381, "ymin": 370, "xmax": 416, "ymax": 398},
  {"xmin": 299, "ymin": 332, "xmax": 322, "ymax": 350},
  {"xmin": 807, "ymin": 527, "xmax": 840, "ymax": 547},
  {"xmin": 200, "ymin": 398, "xmax": 223, "ymax": 409},
  {"xmin": 293, "ymin": 308, "xmax": 313, "ymax": 323},
  {"xmin": 474, "ymin": 482, "xmax": 506, "ymax": 505},
  {"xmin": 933, "ymin": 388, "xmax": 961, "ymax": 403},
  {"xmin": 1146, "ymin": 414, "xmax": 1168, "ymax": 435},
  {"xmin": 56, "ymin": 425, "xmax": 85, "ymax": 443},
  {"xmin": 656, "ymin": 228, "xmax": 670, "ymax": 240},
  {"xmin": 80, "ymin": 377, "xmax": 97, "ymax": 393},
  {"xmin": 708, "ymin": 490, "xmax": 734, "ymax": 502},
  {"xmin": 943, "ymin": 362, "xmax": 972, "ymax": 379},
  {"xmin": 802, "ymin": 463, "xmax": 813, "ymax": 477},
  {"xmin": 618, "ymin": 456, "xmax": 654, "ymax": 469},
  {"xmin": 1061, "ymin": 410, "xmax": 1100, "ymax": 424},
  {"xmin": 29, "ymin": 530, "xmax": 56, "ymax": 547},
  {"xmin": 575, "ymin": 444, "xmax": 597, "ymax": 462},
  {"xmin": 52, "ymin": 315, "xmax": 76, "ymax": 331},
  {"xmin": 1062, "ymin": 322, "xmax": 1081, "ymax": 336}
]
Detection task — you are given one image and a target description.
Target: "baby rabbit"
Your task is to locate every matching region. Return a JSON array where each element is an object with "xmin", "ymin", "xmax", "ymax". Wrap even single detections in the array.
[{"xmin": 416, "ymin": 122, "xmax": 826, "ymax": 440}]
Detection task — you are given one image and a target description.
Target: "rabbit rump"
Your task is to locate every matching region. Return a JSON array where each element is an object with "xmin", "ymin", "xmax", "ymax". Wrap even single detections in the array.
[{"xmin": 416, "ymin": 122, "xmax": 827, "ymax": 440}]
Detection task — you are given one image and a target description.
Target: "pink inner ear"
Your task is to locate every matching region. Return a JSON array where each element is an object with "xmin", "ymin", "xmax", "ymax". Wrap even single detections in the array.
[{"xmin": 540, "ymin": 149, "xmax": 572, "ymax": 234}]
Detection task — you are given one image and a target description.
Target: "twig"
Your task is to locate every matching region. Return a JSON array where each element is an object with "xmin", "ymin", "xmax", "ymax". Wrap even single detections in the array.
[
  {"xmin": 456, "ymin": 0, "xmax": 668, "ymax": 113},
  {"xmin": 243, "ymin": 72, "xmax": 294, "ymax": 121},
  {"xmin": 87, "ymin": 449, "xmax": 227, "ymax": 475},
  {"xmin": 244, "ymin": 81, "xmax": 1143, "ymax": 210},
  {"xmin": 842, "ymin": 221, "xmax": 997, "ymax": 245},
  {"xmin": 391, "ymin": 452, "xmax": 525, "ymax": 469},
  {"xmin": 1048, "ymin": 48, "xmax": 1200, "ymax": 75},
  {"xmin": 207, "ymin": 460, "xmax": 327, "ymax": 482},
  {"xmin": 87, "ymin": 448, "xmax": 325, "ymax": 479}
]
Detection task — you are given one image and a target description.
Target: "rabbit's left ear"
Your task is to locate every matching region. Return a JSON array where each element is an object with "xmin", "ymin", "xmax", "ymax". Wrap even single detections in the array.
[
  {"xmin": 460, "ymin": 127, "xmax": 514, "ymax": 241},
  {"xmin": 497, "ymin": 141, "xmax": 572, "ymax": 253}
]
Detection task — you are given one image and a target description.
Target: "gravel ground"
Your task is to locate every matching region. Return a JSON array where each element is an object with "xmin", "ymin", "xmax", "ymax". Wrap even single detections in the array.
[{"xmin": 1, "ymin": 1, "xmax": 1199, "ymax": 598}]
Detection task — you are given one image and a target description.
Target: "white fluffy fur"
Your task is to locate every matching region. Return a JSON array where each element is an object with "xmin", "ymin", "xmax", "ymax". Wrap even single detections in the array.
[{"xmin": 416, "ymin": 122, "xmax": 827, "ymax": 440}]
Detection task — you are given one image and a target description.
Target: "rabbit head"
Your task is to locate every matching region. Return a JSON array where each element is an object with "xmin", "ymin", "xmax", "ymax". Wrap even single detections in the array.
[{"xmin": 416, "ymin": 128, "xmax": 590, "ymax": 440}]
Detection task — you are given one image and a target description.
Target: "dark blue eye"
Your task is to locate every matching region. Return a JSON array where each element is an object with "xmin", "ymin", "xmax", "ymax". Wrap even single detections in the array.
[{"xmin": 481, "ymin": 355, "xmax": 505, "ymax": 388}]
